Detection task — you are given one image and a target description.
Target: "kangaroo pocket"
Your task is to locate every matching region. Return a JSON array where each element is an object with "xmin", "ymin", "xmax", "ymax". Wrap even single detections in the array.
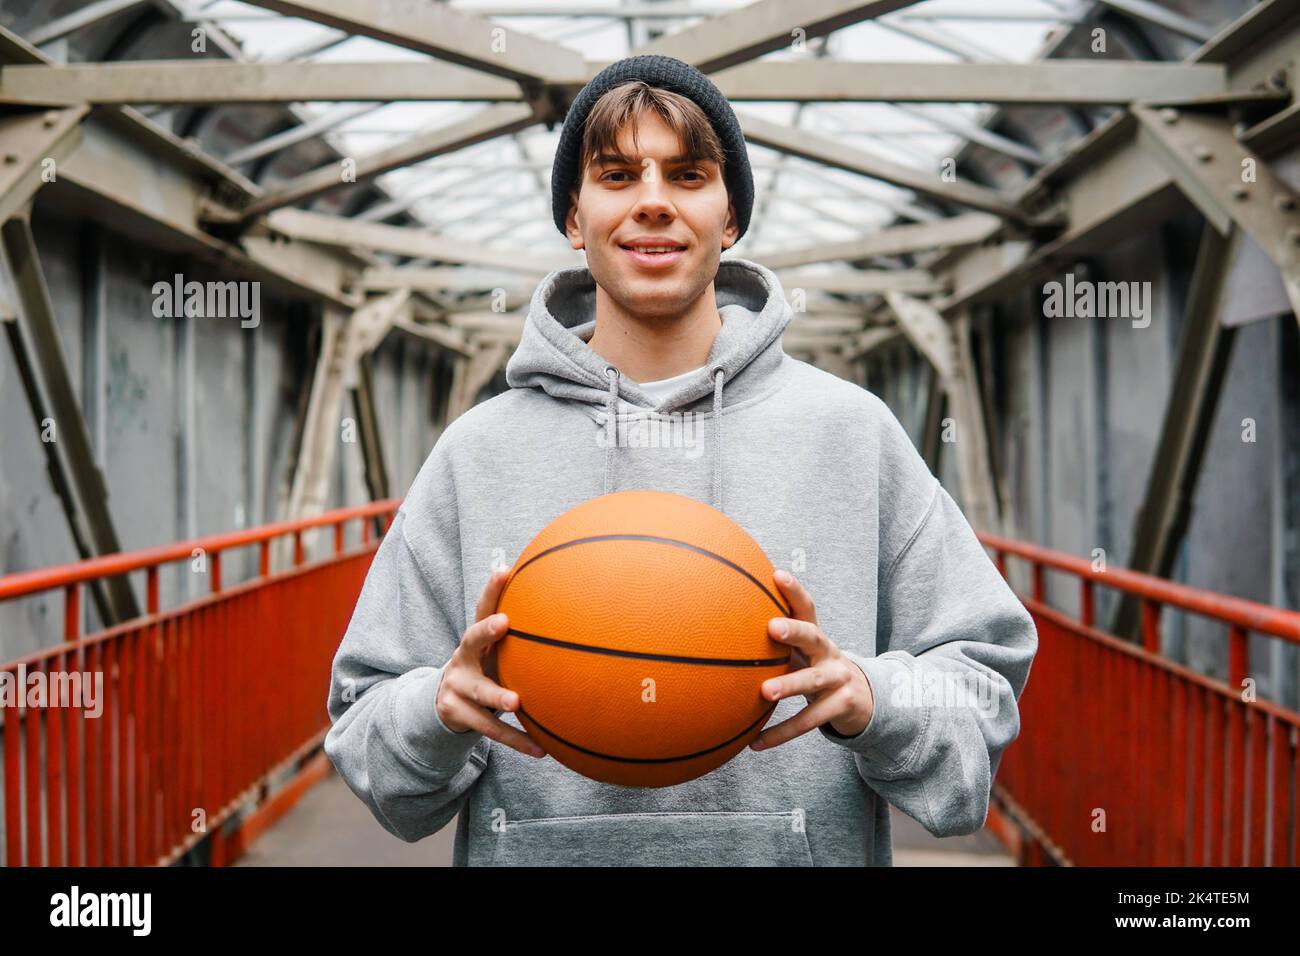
[{"xmin": 482, "ymin": 810, "xmax": 813, "ymax": 866}]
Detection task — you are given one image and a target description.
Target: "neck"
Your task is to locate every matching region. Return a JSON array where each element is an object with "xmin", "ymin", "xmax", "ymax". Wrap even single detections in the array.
[{"xmin": 586, "ymin": 281, "xmax": 722, "ymax": 383}]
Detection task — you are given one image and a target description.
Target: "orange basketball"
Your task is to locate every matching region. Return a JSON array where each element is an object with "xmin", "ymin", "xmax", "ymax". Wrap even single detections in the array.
[{"xmin": 493, "ymin": 489, "xmax": 794, "ymax": 788}]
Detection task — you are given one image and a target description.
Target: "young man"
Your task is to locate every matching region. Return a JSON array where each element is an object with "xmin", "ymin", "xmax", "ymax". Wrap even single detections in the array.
[{"xmin": 324, "ymin": 55, "xmax": 1038, "ymax": 866}]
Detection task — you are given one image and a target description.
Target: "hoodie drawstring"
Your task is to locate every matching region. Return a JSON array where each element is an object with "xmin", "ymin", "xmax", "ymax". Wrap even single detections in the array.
[
  {"xmin": 604, "ymin": 365, "xmax": 620, "ymax": 498},
  {"xmin": 602, "ymin": 364, "xmax": 727, "ymax": 512},
  {"xmin": 711, "ymin": 365, "xmax": 725, "ymax": 512}
]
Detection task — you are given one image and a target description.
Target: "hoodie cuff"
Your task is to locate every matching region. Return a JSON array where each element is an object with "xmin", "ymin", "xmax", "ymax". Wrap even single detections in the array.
[
  {"xmin": 391, "ymin": 665, "xmax": 483, "ymax": 772},
  {"xmin": 818, "ymin": 650, "xmax": 925, "ymax": 774}
]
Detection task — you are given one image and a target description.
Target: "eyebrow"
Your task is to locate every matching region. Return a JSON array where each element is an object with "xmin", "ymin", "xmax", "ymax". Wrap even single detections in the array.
[{"xmin": 592, "ymin": 153, "xmax": 712, "ymax": 167}]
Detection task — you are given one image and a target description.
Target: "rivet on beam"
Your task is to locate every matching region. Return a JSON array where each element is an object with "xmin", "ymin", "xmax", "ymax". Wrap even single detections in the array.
[
  {"xmin": 1194, "ymin": 146, "xmax": 1213, "ymax": 163},
  {"xmin": 1160, "ymin": 108, "xmax": 1180, "ymax": 125},
  {"xmin": 1275, "ymin": 195, "xmax": 1297, "ymax": 212},
  {"xmin": 1230, "ymin": 184, "xmax": 1250, "ymax": 201}
]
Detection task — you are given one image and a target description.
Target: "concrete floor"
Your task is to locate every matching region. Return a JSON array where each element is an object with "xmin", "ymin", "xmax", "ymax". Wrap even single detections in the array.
[{"xmin": 235, "ymin": 767, "xmax": 1014, "ymax": 866}]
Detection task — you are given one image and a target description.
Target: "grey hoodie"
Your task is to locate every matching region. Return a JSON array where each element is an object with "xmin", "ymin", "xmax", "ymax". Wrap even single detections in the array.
[{"xmin": 323, "ymin": 256, "xmax": 1038, "ymax": 866}]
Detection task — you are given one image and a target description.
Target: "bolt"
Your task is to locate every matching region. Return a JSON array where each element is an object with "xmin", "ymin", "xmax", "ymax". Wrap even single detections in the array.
[
  {"xmin": 3, "ymin": 153, "xmax": 17, "ymax": 164},
  {"xmin": 1289, "ymin": 228, "xmax": 1300, "ymax": 246},
  {"xmin": 1231, "ymin": 184, "xmax": 1250, "ymax": 201},
  {"xmin": 1194, "ymin": 146, "xmax": 1213, "ymax": 163},
  {"xmin": 1160, "ymin": 108, "xmax": 1180, "ymax": 125},
  {"xmin": 1276, "ymin": 194, "xmax": 1297, "ymax": 212}
]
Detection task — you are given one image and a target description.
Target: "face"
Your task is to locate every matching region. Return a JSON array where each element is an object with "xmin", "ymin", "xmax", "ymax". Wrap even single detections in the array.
[{"xmin": 565, "ymin": 109, "xmax": 740, "ymax": 321}]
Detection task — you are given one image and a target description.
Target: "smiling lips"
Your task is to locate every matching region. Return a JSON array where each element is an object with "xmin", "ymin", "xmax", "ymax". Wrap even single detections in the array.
[{"xmin": 620, "ymin": 240, "xmax": 687, "ymax": 269}]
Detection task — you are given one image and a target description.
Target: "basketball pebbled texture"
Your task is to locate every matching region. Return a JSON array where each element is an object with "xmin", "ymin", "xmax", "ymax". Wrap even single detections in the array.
[{"xmin": 494, "ymin": 489, "xmax": 794, "ymax": 788}]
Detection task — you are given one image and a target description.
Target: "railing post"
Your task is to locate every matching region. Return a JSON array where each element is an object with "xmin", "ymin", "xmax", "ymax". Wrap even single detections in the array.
[
  {"xmin": 1141, "ymin": 599, "xmax": 1162, "ymax": 653},
  {"xmin": 334, "ymin": 521, "xmax": 344, "ymax": 555},
  {"xmin": 64, "ymin": 583, "xmax": 80, "ymax": 641},
  {"xmin": 211, "ymin": 551, "xmax": 222, "ymax": 594},
  {"xmin": 259, "ymin": 540, "xmax": 270, "ymax": 578},
  {"xmin": 1032, "ymin": 563, "xmax": 1045, "ymax": 603},
  {"xmin": 294, "ymin": 531, "xmax": 305, "ymax": 566},
  {"xmin": 1080, "ymin": 579, "xmax": 1095, "ymax": 628},
  {"xmin": 995, "ymin": 549, "xmax": 1007, "ymax": 579},
  {"xmin": 1227, "ymin": 625, "xmax": 1248, "ymax": 689},
  {"xmin": 146, "ymin": 566, "xmax": 160, "ymax": 615}
]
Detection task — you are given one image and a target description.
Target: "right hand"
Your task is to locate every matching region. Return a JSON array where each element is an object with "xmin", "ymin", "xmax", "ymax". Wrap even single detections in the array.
[{"xmin": 435, "ymin": 567, "xmax": 547, "ymax": 758}]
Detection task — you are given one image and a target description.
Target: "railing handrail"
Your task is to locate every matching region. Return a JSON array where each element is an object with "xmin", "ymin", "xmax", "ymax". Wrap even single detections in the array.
[
  {"xmin": 0, "ymin": 498, "xmax": 402, "ymax": 603},
  {"xmin": 978, "ymin": 531, "xmax": 1300, "ymax": 644},
  {"xmin": 3, "ymin": 506, "xmax": 1291, "ymax": 640}
]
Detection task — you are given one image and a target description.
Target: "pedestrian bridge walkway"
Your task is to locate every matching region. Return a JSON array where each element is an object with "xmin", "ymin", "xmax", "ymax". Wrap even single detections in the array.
[{"xmin": 2, "ymin": 501, "xmax": 1297, "ymax": 867}]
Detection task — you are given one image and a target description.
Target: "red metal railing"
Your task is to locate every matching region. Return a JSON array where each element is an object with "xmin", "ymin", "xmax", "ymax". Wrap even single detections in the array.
[
  {"xmin": 980, "ymin": 532, "xmax": 1300, "ymax": 867},
  {"xmin": 0, "ymin": 499, "xmax": 399, "ymax": 867},
  {"xmin": 4, "ymin": 507, "xmax": 1295, "ymax": 867}
]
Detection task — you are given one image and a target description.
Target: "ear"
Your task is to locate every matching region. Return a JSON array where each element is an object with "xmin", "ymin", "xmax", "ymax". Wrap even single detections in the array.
[
  {"xmin": 565, "ymin": 188, "xmax": 584, "ymax": 250},
  {"xmin": 720, "ymin": 198, "xmax": 740, "ymax": 251}
]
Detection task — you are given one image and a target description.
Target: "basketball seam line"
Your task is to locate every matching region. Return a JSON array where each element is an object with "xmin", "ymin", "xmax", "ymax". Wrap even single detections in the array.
[
  {"xmin": 505, "ymin": 628, "xmax": 791, "ymax": 667},
  {"xmin": 516, "ymin": 700, "xmax": 779, "ymax": 764},
  {"xmin": 503, "ymin": 533, "xmax": 793, "ymax": 617}
]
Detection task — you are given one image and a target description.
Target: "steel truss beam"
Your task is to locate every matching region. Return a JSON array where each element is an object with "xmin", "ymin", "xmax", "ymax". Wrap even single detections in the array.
[
  {"xmin": 756, "ymin": 213, "xmax": 1002, "ymax": 270},
  {"xmin": 0, "ymin": 59, "xmax": 1246, "ymax": 109},
  {"xmin": 627, "ymin": 0, "xmax": 922, "ymax": 74},
  {"xmin": 264, "ymin": 208, "xmax": 579, "ymax": 274},
  {"xmin": 887, "ymin": 292, "xmax": 999, "ymax": 530},
  {"xmin": 1113, "ymin": 225, "xmax": 1241, "ymax": 638},
  {"xmin": 235, "ymin": 0, "xmax": 587, "ymax": 85},
  {"xmin": 1133, "ymin": 103, "xmax": 1300, "ymax": 318},
  {"xmin": 0, "ymin": 60, "xmax": 523, "ymax": 106},
  {"xmin": 281, "ymin": 288, "xmax": 412, "ymax": 542},
  {"xmin": 739, "ymin": 113, "xmax": 1025, "ymax": 221},
  {"xmin": 232, "ymin": 102, "xmax": 542, "ymax": 222},
  {"xmin": 351, "ymin": 353, "xmax": 391, "ymax": 503},
  {"xmin": 26, "ymin": 0, "xmax": 147, "ymax": 47},
  {"xmin": 1, "ymin": 209, "xmax": 140, "ymax": 624},
  {"xmin": 447, "ymin": 342, "xmax": 511, "ymax": 422},
  {"xmin": 709, "ymin": 59, "xmax": 1231, "ymax": 106}
]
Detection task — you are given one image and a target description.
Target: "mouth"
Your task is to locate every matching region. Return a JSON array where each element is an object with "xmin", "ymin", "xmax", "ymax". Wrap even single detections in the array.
[{"xmin": 620, "ymin": 242, "xmax": 687, "ymax": 268}]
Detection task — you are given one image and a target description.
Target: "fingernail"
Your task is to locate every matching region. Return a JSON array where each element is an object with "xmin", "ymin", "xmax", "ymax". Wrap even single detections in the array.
[
  {"xmin": 492, "ymin": 613, "xmax": 507, "ymax": 630},
  {"xmin": 751, "ymin": 740, "xmax": 766, "ymax": 751},
  {"xmin": 776, "ymin": 570, "xmax": 790, "ymax": 584},
  {"xmin": 531, "ymin": 747, "xmax": 545, "ymax": 758},
  {"xmin": 773, "ymin": 620, "xmax": 788, "ymax": 638}
]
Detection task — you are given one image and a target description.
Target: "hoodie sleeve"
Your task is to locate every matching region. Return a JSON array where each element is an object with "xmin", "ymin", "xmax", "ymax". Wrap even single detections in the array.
[
  {"xmin": 323, "ymin": 431, "xmax": 492, "ymax": 843},
  {"xmin": 818, "ymin": 399, "xmax": 1038, "ymax": 838}
]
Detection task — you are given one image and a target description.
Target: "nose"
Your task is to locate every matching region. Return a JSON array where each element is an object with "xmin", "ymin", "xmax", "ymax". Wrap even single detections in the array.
[{"xmin": 631, "ymin": 162, "xmax": 675, "ymax": 223}]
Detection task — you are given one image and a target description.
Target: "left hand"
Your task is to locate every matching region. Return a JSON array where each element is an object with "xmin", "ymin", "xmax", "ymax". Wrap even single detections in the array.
[{"xmin": 749, "ymin": 570, "xmax": 874, "ymax": 751}]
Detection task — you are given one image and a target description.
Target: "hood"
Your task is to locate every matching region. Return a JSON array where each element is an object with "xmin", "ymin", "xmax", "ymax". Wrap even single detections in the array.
[{"xmin": 504, "ymin": 256, "xmax": 794, "ymax": 513}]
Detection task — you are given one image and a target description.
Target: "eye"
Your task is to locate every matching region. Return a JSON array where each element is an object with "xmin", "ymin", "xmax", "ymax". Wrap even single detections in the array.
[
  {"xmin": 600, "ymin": 170, "xmax": 632, "ymax": 183},
  {"xmin": 678, "ymin": 168, "xmax": 706, "ymax": 182}
]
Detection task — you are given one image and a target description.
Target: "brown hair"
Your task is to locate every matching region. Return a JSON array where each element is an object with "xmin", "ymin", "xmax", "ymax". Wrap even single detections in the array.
[{"xmin": 572, "ymin": 80, "xmax": 728, "ymax": 199}]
